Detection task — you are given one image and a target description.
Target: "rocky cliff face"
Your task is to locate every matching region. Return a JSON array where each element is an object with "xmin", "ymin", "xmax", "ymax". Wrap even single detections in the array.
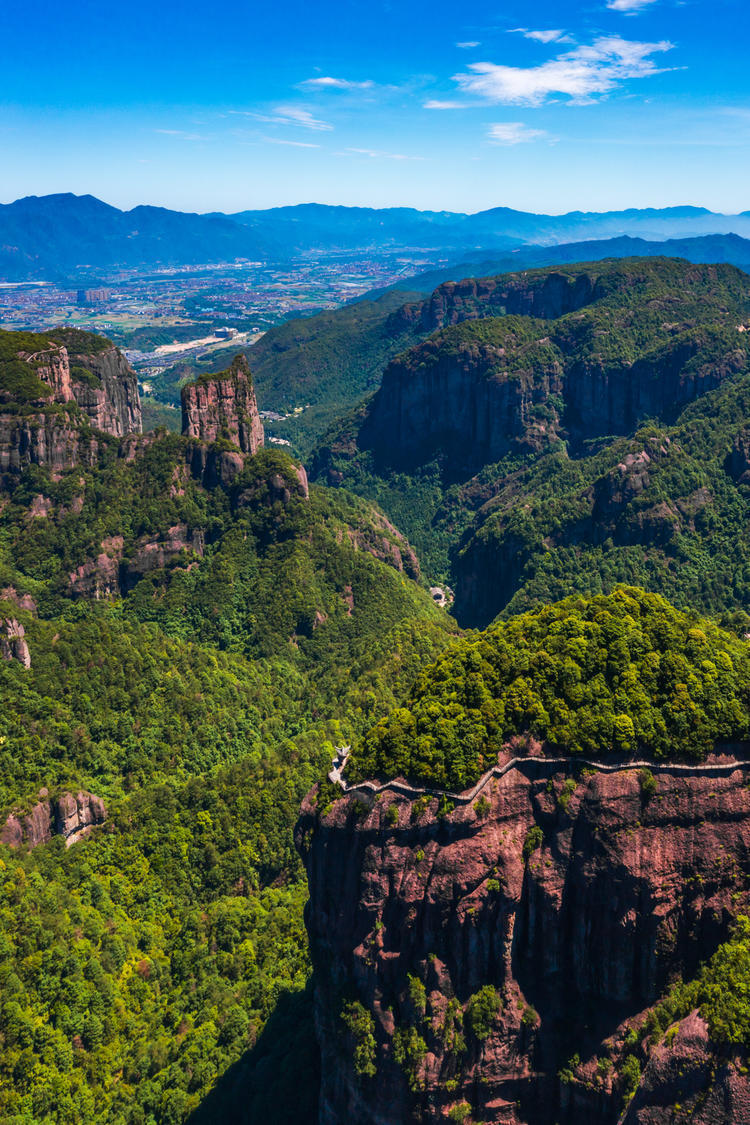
[
  {"xmin": 0, "ymin": 615, "xmax": 31, "ymax": 668},
  {"xmin": 0, "ymin": 413, "xmax": 102, "ymax": 477},
  {"xmin": 1, "ymin": 790, "xmax": 106, "ymax": 848},
  {"xmin": 66, "ymin": 342, "xmax": 142, "ymax": 437},
  {"xmin": 181, "ymin": 355, "xmax": 264, "ymax": 454},
  {"xmin": 392, "ymin": 269, "xmax": 604, "ymax": 335},
  {"xmin": 622, "ymin": 1011, "xmax": 750, "ymax": 1125},
  {"xmin": 297, "ymin": 755, "xmax": 750, "ymax": 1125},
  {"xmin": 0, "ymin": 334, "xmax": 141, "ymax": 478},
  {"xmin": 360, "ymin": 329, "xmax": 564, "ymax": 474},
  {"xmin": 360, "ymin": 318, "xmax": 748, "ymax": 475},
  {"xmin": 67, "ymin": 523, "xmax": 206, "ymax": 599}
]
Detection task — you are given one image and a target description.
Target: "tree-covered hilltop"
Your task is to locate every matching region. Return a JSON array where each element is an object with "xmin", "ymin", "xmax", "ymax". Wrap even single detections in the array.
[{"xmin": 347, "ymin": 587, "xmax": 750, "ymax": 791}]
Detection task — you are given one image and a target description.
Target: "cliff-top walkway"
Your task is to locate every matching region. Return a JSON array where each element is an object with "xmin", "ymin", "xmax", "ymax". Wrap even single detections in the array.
[{"xmin": 328, "ymin": 745, "xmax": 750, "ymax": 806}]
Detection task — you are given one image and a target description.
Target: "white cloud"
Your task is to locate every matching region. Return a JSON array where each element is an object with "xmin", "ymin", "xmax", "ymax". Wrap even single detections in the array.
[
  {"xmin": 456, "ymin": 41, "xmax": 480, "ymax": 49},
  {"xmin": 238, "ymin": 105, "xmax": 333, "ymax": 131},
  {"xmin": 423, "ymin": 99, "xmax": 466, "ymax": 109},
  {"xmin": 262, "ymin": 137, "xmax": 321, "ymax": 148},
  {"xmin": 607, "ymin": 0, "xmax": 659, "ymax": 11},
  {"xmin": 300, "ymin": 76, "xmax": 374, "ymax": 90},
  {"xmin": 488, "ymin": 122, "xmax": 548, "ymax": 144},
  {"xmin": 455, "ymin": 36, "xmax": 673, "ymax": 106},
  {"xmin": 510, "ymin": 28, "xmax": 571, "ymax": 44},
  {"xmin": 345, "ymin": 148, "xmax": 423, "ymax": 160},
  {"xmin": 154, "ymin": 129, "xmax": 206, "ymax": 141}
]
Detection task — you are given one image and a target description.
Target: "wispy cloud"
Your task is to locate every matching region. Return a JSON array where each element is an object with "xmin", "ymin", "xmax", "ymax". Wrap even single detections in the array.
[
  {"xmin": 607, "ymin": 0, "xmax": 660, "ymax": 11},
  {"xmin": 510, "ymin": 28, "xmax": 572, "ymax": 44},
  {"xmin": 233, "ymin": 105, "xmax": 333, "ymax": 131},
  {"xmin": 300, "ymin": 76, "xmax": 374, "ymax": 90},
  {"xmin": 262, "ymin": 136, "xmax": 321, "ymax": 148},
  {"xmin": 455, "ymin": 36, "xmax": 673, "ymax": 106},
  {"xmin": 456, "ymin": 41, "xmax": 480, "ymax": 49},
  {"xmin": 488, "ymin": 122, "xmax": 548, "ymax": 144},
  {"xmin": 154, "ymin": 129, "xmax": 206, "ymax": 141},
  {"xmin": 423, "ymin": 99, "xmax": 466, "ymax": 109},
  {"xmin": 344, "ymin": 147, "xmax": 423, "ymax": 160}
]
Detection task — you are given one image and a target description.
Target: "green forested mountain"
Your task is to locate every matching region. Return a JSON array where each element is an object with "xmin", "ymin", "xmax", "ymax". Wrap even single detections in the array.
[
  {"xmin": 312, "ymin": 258, "xmax": 750, "ymax": 625},
  {"xmin": 6, "ymin": 252, "xmax": 750, "ymax": 1124},
  {"xmin": 0, "ymin": 330, "xmax": 457, "ymax": 1123},
  {"xmin": 149, "ymin": 240, "xmax": 750, "ymax": 458},
  {"xmin": 349, "ymin": 586, "xmax": 750, "ymax": 789}
]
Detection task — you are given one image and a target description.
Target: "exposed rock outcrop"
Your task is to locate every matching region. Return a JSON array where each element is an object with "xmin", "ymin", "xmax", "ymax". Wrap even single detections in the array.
[
  {"xmin": 360, "ymin": 319, "xmax": 747, "ymax": 475},
  {"xmin": 181, "ymin": 355, "xmax": 264, "ymax": 454},
  {"xmin": 1, "ymin": 790, "xmax": 106, "ymax": 848},
  {"xmin": 68, "ymin": 524, "xmax": 205, "ymax": 598},
  {"xmin": 622, "ymin": 1011, "xmax": 750, "ymax": 1125},
  {"xmin": 0, "ymin": 413, "xmax": 102, "ymax": 476},
  {"xmin": 67, "ymin": 342, "xmax": 142, "ymax": 437},
  {"xmin": 360, "ymin": 328, "xmax": 564, "ymax": 474},
  {"xmin": 0, "ymin": 615, "xmax": 31, "ymax": 667},
  {"xmin": 0, "ymin": 333, "xmax": 141, "ymax": 478},
  {"xmin": 297, "ymin": 756, "xmax": 750, "ymax": 1125},
  {"xmin": 392, "ymin": 268, "xmax": 604, "ymax": 335}
]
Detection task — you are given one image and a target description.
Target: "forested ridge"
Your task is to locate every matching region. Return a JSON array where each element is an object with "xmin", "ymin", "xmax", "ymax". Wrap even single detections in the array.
[
  {"xmin": 0, "ymin": 337, "xmax": 456, "ymax": 1121},
  {"xmin": 5, "ymin": 256, "xmax": 750, "ymax": 1123}
]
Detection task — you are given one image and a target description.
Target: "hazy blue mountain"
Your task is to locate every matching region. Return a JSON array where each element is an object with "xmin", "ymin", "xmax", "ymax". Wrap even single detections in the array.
[
  {"xmin": 363, "ymin": 232, "xmax": 750, "ymax": 298},
  {"xmin": 0, "ymin": 193, "xmax": 281, "ymax": 280},
  {"xmin": 3, "ymin": 193, "xmax": 750, "ymax": 281},
  {"xmin": 229, "ymin": 201, "xmax": 750, "ymax": 252}
]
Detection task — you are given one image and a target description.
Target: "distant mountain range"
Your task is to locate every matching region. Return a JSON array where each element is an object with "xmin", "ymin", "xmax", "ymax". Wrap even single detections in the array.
[{"xmin": 3, "ymin": 193, "xmax": 750, "ymax": 281}]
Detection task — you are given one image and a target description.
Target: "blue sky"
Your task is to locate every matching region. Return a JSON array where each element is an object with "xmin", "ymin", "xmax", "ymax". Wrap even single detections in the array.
[{"xmin": 2, "ymin": 0, "xmax": 749, "ymax": 214}]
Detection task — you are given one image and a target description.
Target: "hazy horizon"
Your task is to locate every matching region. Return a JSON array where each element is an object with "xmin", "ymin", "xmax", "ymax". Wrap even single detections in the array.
[{"xmin": 2, "ymin": 191, "xmax": 747, "ymax": 220}]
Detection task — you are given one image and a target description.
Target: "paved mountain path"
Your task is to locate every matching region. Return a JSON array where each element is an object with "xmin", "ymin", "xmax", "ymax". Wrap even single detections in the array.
[{"xmin": 329, "ymin": 745, "xmax": 750, "ymax": 806}]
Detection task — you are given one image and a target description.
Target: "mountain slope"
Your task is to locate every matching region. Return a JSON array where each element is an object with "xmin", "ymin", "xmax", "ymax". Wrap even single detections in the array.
[
  {"xmin": 0, "ymin": 329, "xmax": 458, "ymax": 1122},
  {"xmin": 312, "ymin": 258, "xmax": 750, "ymax": 618}
]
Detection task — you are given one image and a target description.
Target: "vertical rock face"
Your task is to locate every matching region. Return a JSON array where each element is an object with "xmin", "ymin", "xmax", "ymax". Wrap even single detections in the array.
[
  {"xmin": 297, "ymin": 759, "xmax": 750, "ymax": 1125},
  {"xmin": 67, "ymin": 344, "xmax": 142, "ymax": 437},
  {"xmin": 1, "ymin": 790, "xmax": 106, "ymax": 848},
  {"xmin": 622, "ymin": 1011, "xmax": 750, "ymax": 1124},
  {"xmin": 0, "ymin": 416, "xmax": 102, "ymax": 476},
  {"xmin": 30, "ymin": 344, "xmax": 75, "ymax": 401},
  {"xmin": 181, "ymin": 355, "xmax": 264, "ymax": 454},
  {"xmin": 0, "ymin": 616, "xmax": 31, "ymax": 668},
  {"xmin": 0, "ymin": 333, "xmax": 142, "ymax": 477},
  {"xmin": 360, "ymin": 336, "xmax": 564, "ymax": 473},
  {"xmin": 393, "ymin": 269, "xmax": 603, "ymax": 334}
]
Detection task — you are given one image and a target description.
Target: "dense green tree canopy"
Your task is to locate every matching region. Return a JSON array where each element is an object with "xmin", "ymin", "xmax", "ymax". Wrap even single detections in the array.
[{"xmin": 349, "ymin": 587, "xmax": 750, "ymax": 790}]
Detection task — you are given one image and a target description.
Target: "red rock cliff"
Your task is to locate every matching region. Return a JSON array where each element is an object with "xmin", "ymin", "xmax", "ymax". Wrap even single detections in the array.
[
  {"xmin": 297, "ymin": 756, "xmax": 750, "ymax": 1125},
  {"xmin": 181, "ymin": 355, "xmax": 264, "ymax": 454},
  {"xmin": 0, "ymin": 335, "xmax": 141, "ymax": 477}
]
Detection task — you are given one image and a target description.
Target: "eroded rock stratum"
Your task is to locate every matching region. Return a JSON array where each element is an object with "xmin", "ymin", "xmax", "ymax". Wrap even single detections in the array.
[{"xmin": 297, "ymin": 756, "xmax": 750, "ymax": 1124}]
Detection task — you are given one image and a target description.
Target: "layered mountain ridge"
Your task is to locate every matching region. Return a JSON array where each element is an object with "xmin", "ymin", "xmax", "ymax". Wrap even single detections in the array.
[
  {"xmin": 6, "ymin": 193, "xmax": 750, "ymax": 280},
  {"xmin": 313, "ymin": 258, "xmax": 750, "ymax": 628}
]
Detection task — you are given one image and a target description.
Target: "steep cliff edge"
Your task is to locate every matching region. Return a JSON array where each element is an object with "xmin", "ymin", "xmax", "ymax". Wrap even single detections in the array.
[
  {"xmin": 360, "ymin": 302, "xmax": 748, "ymax": 475},
  {"xmin": 297, "ymin": 590, "xmax": 750, "ymax": 1123},
  {"xmin": 297, "ymin": 757, "xmax": 750, "ymax": 1125},
  {"xmin": 181, "ymin": 354, "xmax": 264, "ymax": 454},
  {"xmin": 63, "ymin": 334, "xmax": 142, "ymax": 436},
  {"xmin": 0, "ymin": 328, "xmax": 141, "ymax": 477}
]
